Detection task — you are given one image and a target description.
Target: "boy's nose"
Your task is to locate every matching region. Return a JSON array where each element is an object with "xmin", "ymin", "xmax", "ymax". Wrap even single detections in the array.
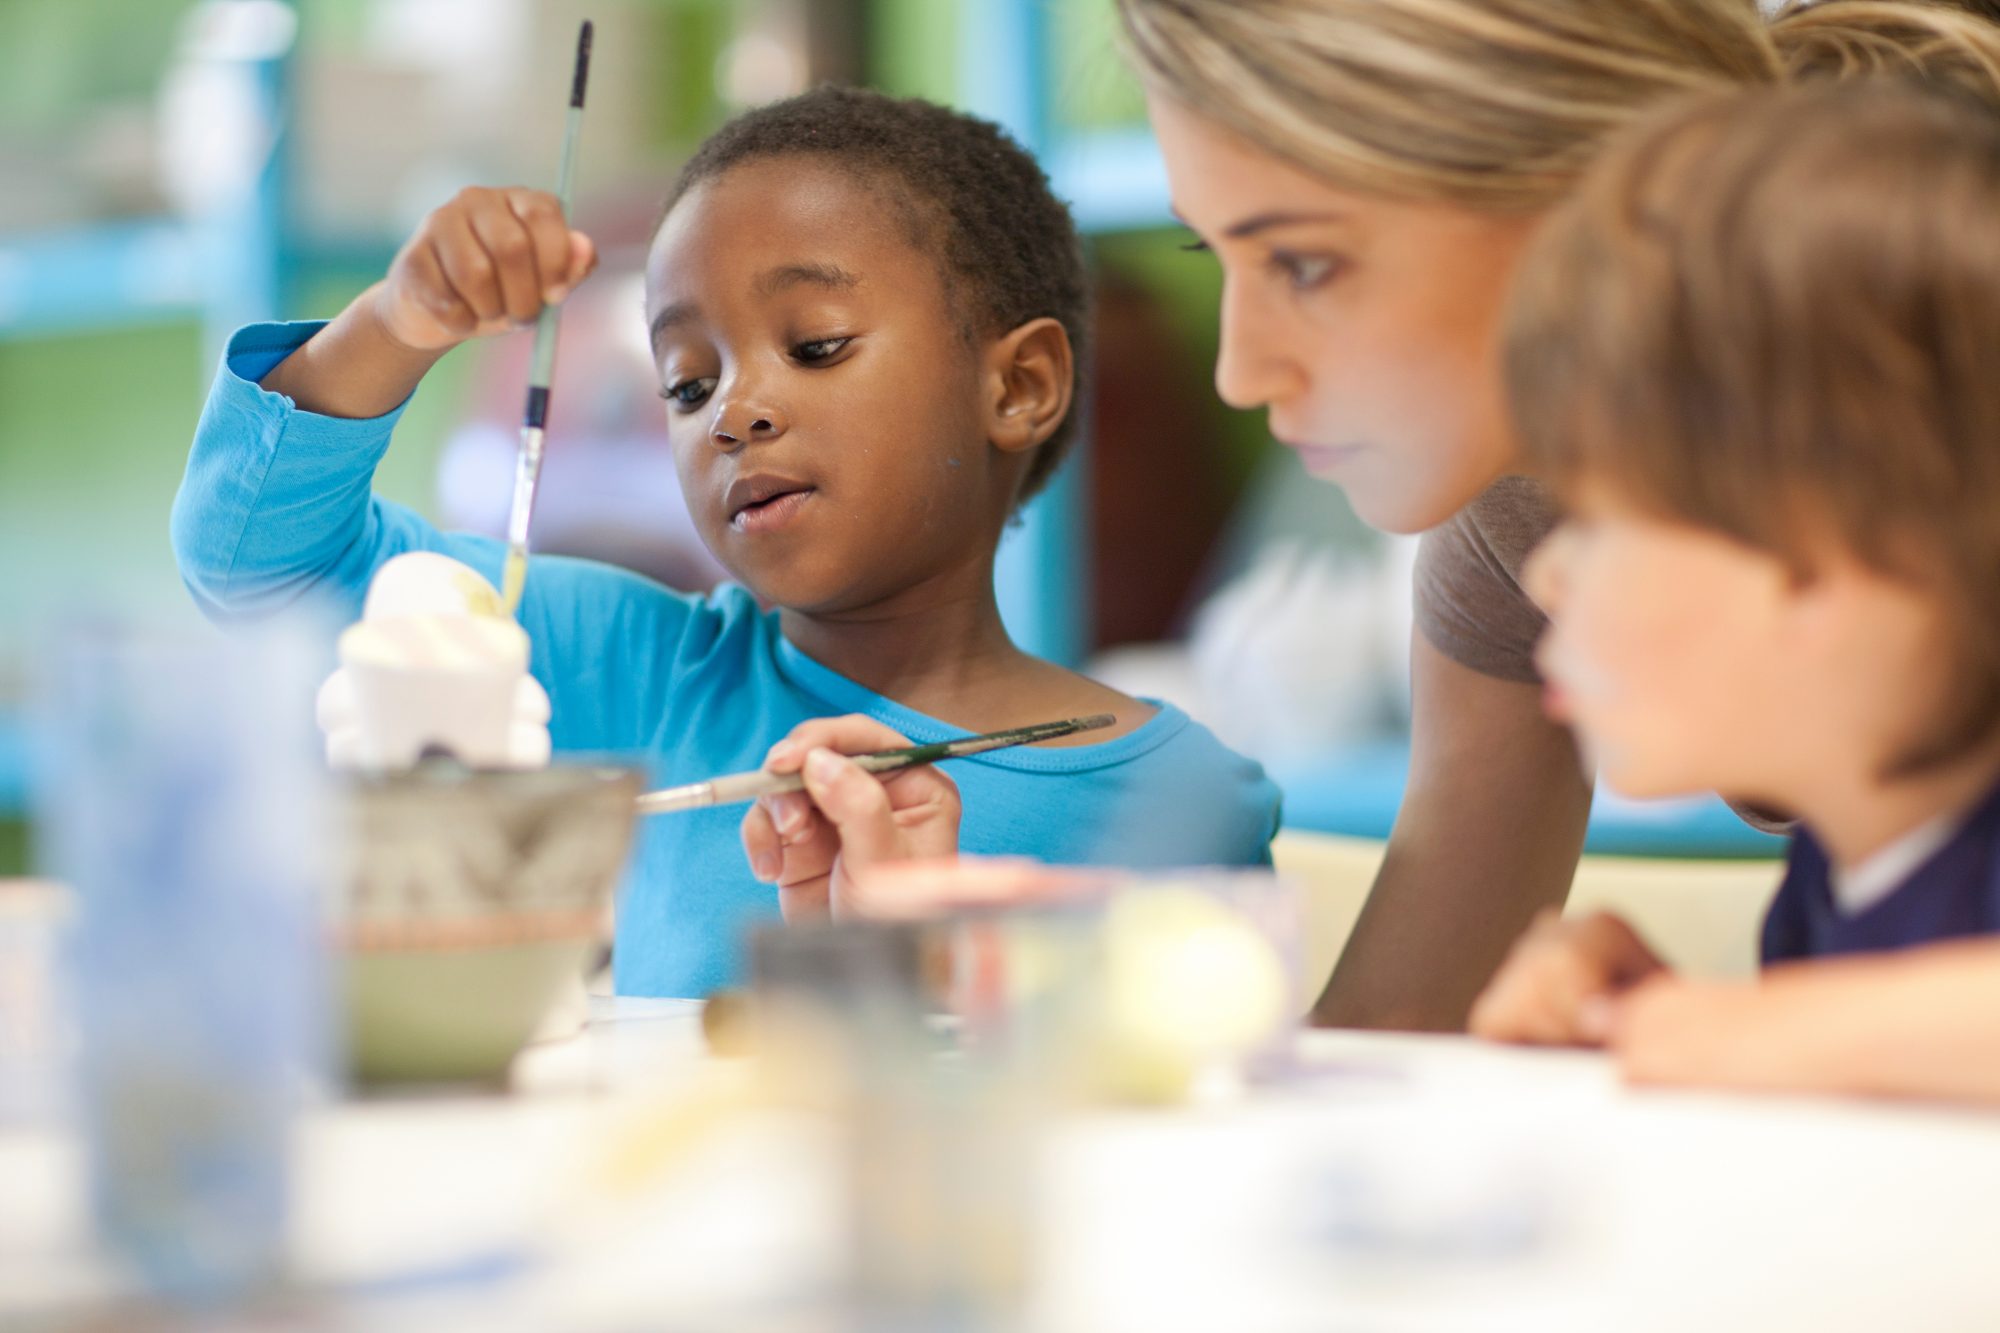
[
  {"xmin": 1524, "ymin": 525, "xmax": 1571, "ymax": 614},
  {"xmin": 711, "ymin": 400, "xmax": 787, "ymax": 448}
]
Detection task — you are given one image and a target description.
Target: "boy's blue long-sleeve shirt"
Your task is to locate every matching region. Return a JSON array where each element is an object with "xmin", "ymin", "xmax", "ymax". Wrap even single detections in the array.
[{"xmin": 173, "ymin": 322, "xmax": 1284, "ymax": 996}]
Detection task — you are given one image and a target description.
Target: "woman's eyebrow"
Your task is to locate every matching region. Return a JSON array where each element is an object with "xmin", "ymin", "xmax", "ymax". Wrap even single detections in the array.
[
  {"xmin": 753, "ymin": 261, "xmax": 861, "ymax": 296},
  {"xmin": 1224, "ymin": 209, "xmax": 1348, "ymax": 239}
]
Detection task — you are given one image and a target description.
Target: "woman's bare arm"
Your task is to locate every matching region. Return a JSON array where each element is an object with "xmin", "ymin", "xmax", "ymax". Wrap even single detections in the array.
[{"xmin": 1310, "ymin": 631, "xmax": 1593, "ymax": 1031}]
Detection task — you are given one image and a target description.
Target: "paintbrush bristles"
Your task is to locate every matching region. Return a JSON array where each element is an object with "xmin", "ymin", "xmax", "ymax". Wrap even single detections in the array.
[{"xmin": 571, "ymin": 22, "xmax": 593, "ymax": 108}]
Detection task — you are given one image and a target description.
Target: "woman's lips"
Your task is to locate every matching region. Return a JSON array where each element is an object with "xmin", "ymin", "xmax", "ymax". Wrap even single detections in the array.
[
  {"xmin": 731, "ymin": 487, "xmax": 816, "ymax": 534},
  {"xmin": 1281, "ymin": 439, "xmax": 1365, "ymax": 475}
]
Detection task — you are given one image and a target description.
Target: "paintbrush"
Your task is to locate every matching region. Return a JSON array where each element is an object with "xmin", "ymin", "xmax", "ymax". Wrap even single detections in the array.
[
  {"xmin": 500, "ymin": 18, "xmax": 594, "ymax": 617},
  {"xmin": 635, "ymin": 713, "xmax": 1118, "ymax": 815}
]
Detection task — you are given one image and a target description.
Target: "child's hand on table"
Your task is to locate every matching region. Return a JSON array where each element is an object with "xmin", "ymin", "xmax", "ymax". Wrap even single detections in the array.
[
  {"xmin": 1604, "ymin": 941, "xmax": 2000, "ymax": 1104},
  {"xmin": 1469, "ymin": 908, "xmax": 1670, "ymax": 1046},
  {"xmin": 741, "ymin": 716, "xmax": 963, "ymax": 921},
  {"xmin": 1603, "ymin": 974, "xmax": 1778, "ymax": 1087}
]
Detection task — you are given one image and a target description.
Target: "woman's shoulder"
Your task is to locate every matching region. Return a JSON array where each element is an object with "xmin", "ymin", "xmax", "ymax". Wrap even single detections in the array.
[
  {"xmin": 1438, "ymin": 475, "xmax": 1560, "ymax": 580},
  {"xmin": 1413, "ymin": 476, "xmax": 1559, "ymax": 685}
]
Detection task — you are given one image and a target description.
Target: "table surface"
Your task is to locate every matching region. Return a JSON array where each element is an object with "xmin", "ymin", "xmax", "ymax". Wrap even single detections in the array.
[{"xmin": 7, "ymin": 992, "xmax": 2000, "ymax": 1331}]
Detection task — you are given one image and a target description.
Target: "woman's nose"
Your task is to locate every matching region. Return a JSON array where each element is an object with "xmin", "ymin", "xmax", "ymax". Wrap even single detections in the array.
[{"xmin": 1214, "ymin": 274, "xmax": 1306, "ymax": 411}]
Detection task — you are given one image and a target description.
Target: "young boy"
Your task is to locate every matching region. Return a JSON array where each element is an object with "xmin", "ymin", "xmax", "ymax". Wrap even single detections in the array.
[
  {"xmin": 1470, "ymin": 81, "xmax": 2000, "ymax": 1104},
  {"xmin": 171, "ymin": 87, "xmax": 1280, "ymax": 998}
]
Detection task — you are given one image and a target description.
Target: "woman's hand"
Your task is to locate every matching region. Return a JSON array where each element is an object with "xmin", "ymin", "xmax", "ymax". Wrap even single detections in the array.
[
  {"xmin": 740, "ymin": 716, "xmax": 962, "ymax": 921},
  {"xmin": 1469, "ymin": 909, "xmax": 1670, "ymax": 1046}
]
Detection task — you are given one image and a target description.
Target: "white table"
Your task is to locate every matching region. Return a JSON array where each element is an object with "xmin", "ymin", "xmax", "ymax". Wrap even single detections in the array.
[{"xmin": 7, "ymin": 996, "xmax": 2000, "ymax": 1329}]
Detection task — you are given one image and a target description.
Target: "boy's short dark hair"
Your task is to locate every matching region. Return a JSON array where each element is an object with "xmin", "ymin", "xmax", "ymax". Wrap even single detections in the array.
[
  {"xmin": 662, "ymin": 85, "xmax": 1089, "ymax": 506},
  {"xmin": 1506, "ymin": 81, "xmax": 2000, "ymax": 777}
]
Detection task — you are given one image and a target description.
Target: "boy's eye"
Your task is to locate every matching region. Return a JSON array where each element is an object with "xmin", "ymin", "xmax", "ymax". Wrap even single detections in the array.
[
  {"xmin": 1179, "ymin": 236, "xmax": 1211, "ymax": 254},
  {"xmin": 793, "ymin": 336, "xmax": 853, "ymax": 364},
  {"xmin": 659, "ymin": 377, "xmax": 717, "ymax": 411}
]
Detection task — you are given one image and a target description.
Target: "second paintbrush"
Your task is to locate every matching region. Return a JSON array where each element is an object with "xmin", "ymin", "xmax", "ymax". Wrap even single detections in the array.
[{"xmin": 635, "ymin": 713, "xmax": 1118, "ymax": 816}]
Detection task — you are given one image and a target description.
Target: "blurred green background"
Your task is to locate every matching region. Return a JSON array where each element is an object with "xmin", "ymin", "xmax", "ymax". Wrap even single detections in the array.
[{"xmin": 0, "ymin": 0, "xmax": 1299, "ymax": 875}]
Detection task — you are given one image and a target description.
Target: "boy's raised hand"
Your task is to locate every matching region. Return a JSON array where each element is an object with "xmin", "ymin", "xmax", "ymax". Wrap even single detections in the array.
[
  {"xmin": 375, "ymin": 186, "xmax": 597, "ymax": 351},
  {"xmin": 1468, "ymin": 908, "xmax": 1669, "ymax": 1046},
  {"xmin": 258, "ymin": 186, "xmax": 596, "ymax": 420},
  {"xmin": 741, "ymin": 716, "xmax": 963, "ymax": 922}
]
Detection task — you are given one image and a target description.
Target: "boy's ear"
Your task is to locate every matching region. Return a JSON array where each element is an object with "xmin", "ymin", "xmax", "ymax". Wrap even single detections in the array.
[{"xmin": 982, "ymin": 317, "xmax": 1074, "ymax": 456}]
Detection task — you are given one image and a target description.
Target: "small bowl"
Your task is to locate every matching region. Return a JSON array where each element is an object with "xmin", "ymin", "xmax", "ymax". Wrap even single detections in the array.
[{"xmin": 335, "ymin": 761, "xmax": 640, "ymax": 1085}]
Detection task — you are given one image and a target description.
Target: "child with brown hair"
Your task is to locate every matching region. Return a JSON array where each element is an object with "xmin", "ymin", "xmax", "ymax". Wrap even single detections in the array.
[{"xmin": 1471, "ymin": 79, "xmax": 2000, "ymax": 1104}]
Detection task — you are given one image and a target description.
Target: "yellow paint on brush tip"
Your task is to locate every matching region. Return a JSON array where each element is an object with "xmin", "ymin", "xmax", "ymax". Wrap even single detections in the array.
[
  {"xmin": 454, "ymin": 567, "xmax": 506, "ymax": 619},
  {"xmin": 501, "ymin": 548, "xmax": 527, "ymax": 618}
]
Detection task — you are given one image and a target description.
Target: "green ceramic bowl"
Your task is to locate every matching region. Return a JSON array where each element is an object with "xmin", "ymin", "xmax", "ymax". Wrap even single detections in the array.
[{"xmin": 336, "ymin": 762, "xmax": 641, "ymax": 1085}]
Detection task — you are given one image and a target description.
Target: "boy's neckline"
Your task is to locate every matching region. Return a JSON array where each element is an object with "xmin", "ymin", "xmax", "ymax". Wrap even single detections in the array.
[
  {"xmin": 770, "ymin": 631, "xmax": 1188, "ymax": 773},
  {"xmin": 1799, "ymin": 746, "xmax": 2000, "ymax": 882},
  {"xmin": 1807, "ymin": 762, "xmax": 2000, "ymax": 914},
  {"xmin": 1828, "ymin": 806, "xmax": 1964, "ymax": 918}
]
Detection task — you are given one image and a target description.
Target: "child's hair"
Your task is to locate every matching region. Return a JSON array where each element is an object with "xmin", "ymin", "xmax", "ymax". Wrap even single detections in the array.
[
  {"xmin": 1113, "ymin": 0, "xmax": 2000, "ymax": 213},
  {"xmin": 1504, "ymin": 82, "xmax": 2000, "ymax": 774},
  {"xmin": 660, "ymin": 85, "xmax": 1088, "ymax": 505}
]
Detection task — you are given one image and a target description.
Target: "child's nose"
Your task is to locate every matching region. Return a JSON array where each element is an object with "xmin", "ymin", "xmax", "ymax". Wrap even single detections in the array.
[
  {"xmin": 711, "ymin": 400, "xmax": 788, "ymax": 448},
  {"xmin": 1524, "ymin": 526, "xmax": 1570, "ymax": 614}
]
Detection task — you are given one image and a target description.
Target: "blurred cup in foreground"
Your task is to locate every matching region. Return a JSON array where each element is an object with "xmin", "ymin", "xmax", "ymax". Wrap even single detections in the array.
[{"xmin": 36, "ymin": 621, "xmax": 330, "ymax": 1308}]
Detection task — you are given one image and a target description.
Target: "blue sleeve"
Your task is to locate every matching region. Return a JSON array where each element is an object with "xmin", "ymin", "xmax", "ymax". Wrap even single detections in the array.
[
  {"xmin": 169, "ymin": 320, "xmax": 706, "ymax": 753},
  {"xmin": 171, "ymin": 319, "xmax": 433, "ymax": 626}
]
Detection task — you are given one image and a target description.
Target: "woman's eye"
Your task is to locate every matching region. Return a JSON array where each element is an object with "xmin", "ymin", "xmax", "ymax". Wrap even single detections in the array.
[
  {"xmin": 659, "ymin": 377, "xmax": 717, "ymax": 411},
  {"xmin": 1271, "ymin": 251, "xmax": 1343, "ymax": 292},
  {"xmin": 793, "ymin": 336, "xmax": 852, "ymax": 364}
]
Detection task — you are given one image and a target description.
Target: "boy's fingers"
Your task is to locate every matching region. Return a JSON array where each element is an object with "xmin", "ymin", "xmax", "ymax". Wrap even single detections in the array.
[
  {"xmin": 467, "ymin": 195, "xmax": 544, "ymax": 325},
  {"xmin": 777, "ymin": 878, "xmax": 833, "ymax": 923},
  {"xmin": 503, "ymin": 188, "xmax": 575, "ymax": 302},
  {"xmin": 432, "ymin": 207, "xmax": 506, "ymax": 323},
  {"xmin": 1570, "ymin": 912, "xmax": 1666, "ymax": 988},
  {"xmin": 1473, "ymin": 931, "xmax": 1601, "ymax": 1046},
  {"xmin": 764, "ymin": 791, "xmax": 814, "ymax": 838},
  {"xmin": 401, "ymin": 241, "xmax": 477, "ymax": 333},
  {"xmin": 559, "ymin": 231, "xmax": 597, "ymax": 299},
  {"xmin": 741, "ymin": 801, "xmax": 782, "ymax": 883},
  {"xmin": 744, "ymin": 799, "xmax": 835, "ymax": 923},
  {"xmin": 800, "ymin": 749, "xmax": 903, "ymax": 869},
  {"xmin": 1470, "ymin": 968, "xmax": 1549, "ymax": 1043}
]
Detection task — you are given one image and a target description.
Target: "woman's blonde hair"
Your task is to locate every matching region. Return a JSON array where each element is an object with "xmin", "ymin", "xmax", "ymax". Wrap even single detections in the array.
[
  {"xmin": 1505, "ymin": 82, "xmax": 2000, "ymax": 774},
  {"xmin": 1115, "ymin": 0, "xmax": 2000, "ymax": 211}
]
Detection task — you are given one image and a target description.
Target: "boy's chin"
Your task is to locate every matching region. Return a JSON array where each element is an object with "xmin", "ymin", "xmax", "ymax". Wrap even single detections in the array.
[
  {"xmin": 1594, "ymin": 748, "xmax": 1711, "ymax": 804},
  {"xmin": 726, "ymin": 564, "xmax": 874, "ymax": 617}
]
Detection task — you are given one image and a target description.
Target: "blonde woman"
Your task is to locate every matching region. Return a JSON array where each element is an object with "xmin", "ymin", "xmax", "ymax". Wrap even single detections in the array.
[{"xmin": 743, "ymin": 0, "xmax": 2000, "ymax": 1031}]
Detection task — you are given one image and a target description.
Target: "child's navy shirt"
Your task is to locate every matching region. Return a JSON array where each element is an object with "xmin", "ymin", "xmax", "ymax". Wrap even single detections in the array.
[{"xmin": 1763, "ymin": 780, "xmax": 2000, "ymax": 964}]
